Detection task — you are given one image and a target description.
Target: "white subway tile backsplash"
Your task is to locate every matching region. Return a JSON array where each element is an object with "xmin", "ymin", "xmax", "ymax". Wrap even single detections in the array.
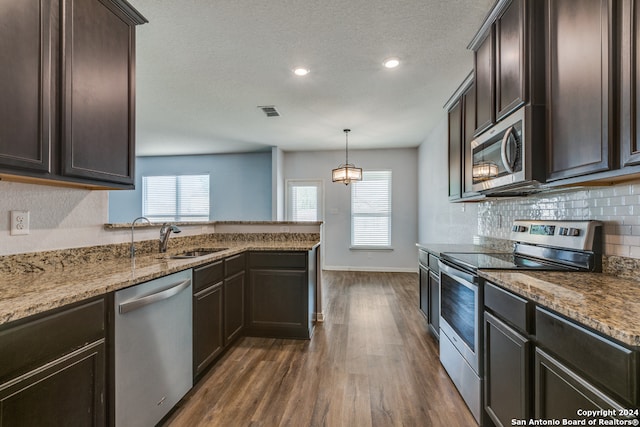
[{"xmin": 478, "ymin": 182, "xmax": 640, "ymax": 259}]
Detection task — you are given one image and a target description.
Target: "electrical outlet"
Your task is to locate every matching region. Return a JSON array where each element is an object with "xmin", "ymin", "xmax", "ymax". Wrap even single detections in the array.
[{"xmin": 10, "ymin": 210, "xmax": 30, "ymax": 236}]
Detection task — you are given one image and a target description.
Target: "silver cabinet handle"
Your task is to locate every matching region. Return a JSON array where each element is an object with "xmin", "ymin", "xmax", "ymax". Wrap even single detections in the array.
[
  {"xmin": 500, "ymin": 126, "xmax": 515, "ymax": 174},
  {"xmin": 119, "ymin": 279, "xmax": 191, "ymax": 314}
]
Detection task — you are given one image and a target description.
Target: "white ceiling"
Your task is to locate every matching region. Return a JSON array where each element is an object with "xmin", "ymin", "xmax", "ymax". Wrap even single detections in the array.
[{"xmin": 128, "ymin": 0, "xmax": 495, "ymax": 156}]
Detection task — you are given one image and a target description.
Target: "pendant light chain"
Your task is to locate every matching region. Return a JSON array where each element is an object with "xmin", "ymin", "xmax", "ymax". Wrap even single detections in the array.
[{"xmin": 344, "ymin": 129, "xmax": 350, "ymax": 166}]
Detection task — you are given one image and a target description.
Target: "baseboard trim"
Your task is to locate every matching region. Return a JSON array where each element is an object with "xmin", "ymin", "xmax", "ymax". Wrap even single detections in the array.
[
  {"xmin": 314, "ymin": 312, "xmax": 325, "ymax": 322},
  {"xmin": 323, "ymin": 265, "xmax": 418, "ymax": 273}
]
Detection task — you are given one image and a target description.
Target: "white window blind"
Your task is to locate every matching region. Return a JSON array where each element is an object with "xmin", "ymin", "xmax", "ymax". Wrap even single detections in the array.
[
  {"xmin": 142, "ymin": 174, "xmax": 210, "ymax": 222},
  {"xmin": 286, "ymin": 180, "xmax": 322, "ymax": 221},
  {"xmin": 351, "ymin": 170, "xmax": 392, "ymax": 247}
]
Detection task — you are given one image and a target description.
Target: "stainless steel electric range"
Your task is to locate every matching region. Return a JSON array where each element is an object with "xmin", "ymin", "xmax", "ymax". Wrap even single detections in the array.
[{"xmin": 437, "ymin": 220, "xmax": 603, "ymax": 424}]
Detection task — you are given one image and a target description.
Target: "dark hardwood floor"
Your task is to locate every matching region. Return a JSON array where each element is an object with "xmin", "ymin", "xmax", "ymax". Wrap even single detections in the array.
[{"xmin": 163, "ymin": 271, "xmax": 477, "ymax": 427}]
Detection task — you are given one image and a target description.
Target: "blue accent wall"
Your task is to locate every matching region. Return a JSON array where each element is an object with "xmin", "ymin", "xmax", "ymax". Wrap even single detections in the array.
[{"xmin": 108, "ymin": 152, "xmax": 272, "ymax": 222}]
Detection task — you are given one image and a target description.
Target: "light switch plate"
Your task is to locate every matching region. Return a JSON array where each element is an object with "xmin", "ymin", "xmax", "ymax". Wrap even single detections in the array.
[{"xmin": 10, "ymin": 210, "xmax": 29, "ymax": 235}]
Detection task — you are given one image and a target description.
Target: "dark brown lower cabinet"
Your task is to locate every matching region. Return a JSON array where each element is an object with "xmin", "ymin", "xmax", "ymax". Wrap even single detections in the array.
[
  {"xmin": 535, "ymin": 348, "xmax": 625, "ymax": 418},
  {"xmin": 224, "ymin": 271, "xmax": 245, "ymax": 344},
  {"xmin": 193, "ymin": 282, "xmax": 224, "ymax": 377},
  {"xmin": 419, "ymin": 264, "xmax": 429, "ymax": 319},
  {"xmin": 0, "ymin": 298, "xmax": 106, "ymax": 426},
  {"xmin": 0, "ymin": 341, "xmax": 105, "ymax": 427},
  {"xmin": 247, "ymin": 250, "xmax": 316, "ymax": 339},
  {"xmin": 428, "ymin": 270, "xmax": 440, "ymax": 338},
  {"xmin": 484, "ymin": 311, "xmax": 531, "ymax": 427}
]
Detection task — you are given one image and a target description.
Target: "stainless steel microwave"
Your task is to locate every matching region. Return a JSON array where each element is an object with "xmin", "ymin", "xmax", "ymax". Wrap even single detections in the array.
[{"xmin": 470, "ymin": 106, "xmax": 545, "ymax": 195}]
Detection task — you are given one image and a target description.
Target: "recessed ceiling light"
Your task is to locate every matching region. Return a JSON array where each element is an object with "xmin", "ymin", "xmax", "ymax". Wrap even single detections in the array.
[
  {"xmin": 383, "ymin": 57, "xmax": 400, "ymax": 69},
  {"xmin": 293, "ymin": 67, "xmax": 310, "ymax": 76}
]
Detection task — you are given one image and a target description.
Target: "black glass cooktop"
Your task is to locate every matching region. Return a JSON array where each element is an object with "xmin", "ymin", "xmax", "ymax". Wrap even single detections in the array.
[{"xmin": 440, "ymin": 252, "xmax": 576, "ymax": 273}]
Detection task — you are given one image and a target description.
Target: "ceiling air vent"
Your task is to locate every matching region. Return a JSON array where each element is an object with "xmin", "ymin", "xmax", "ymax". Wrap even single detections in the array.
[{"xmin": 258, "ymin": 105, "xmax": 280, "ymax": 117}]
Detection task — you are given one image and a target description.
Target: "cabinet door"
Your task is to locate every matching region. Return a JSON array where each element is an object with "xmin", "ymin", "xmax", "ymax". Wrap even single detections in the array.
[
  {"xmin": 428, "ymin": 271, "xmax": 440, "ymax": 338},
  {"xmin": 419, "ymin": 266, "xmax": 429, "ymax": 320},
  {"xmin": 0, "ymin": 340, "xmax": 105, "ymax": 427},
  {"xmin": 535, "ymin": 348, "xmax": 625, "ymax": 419},
  {"xmin": 224, "ymin": 272, "xmax": 245, "ymax": 344},
  {"xmin": 484, "ymin": 312, "xmax": 531, "ymax": 427},
  {"xmin": 448, "ymin": 99, "xmax": 462, "ymax": 200},
  {"xmin": 62, "ymin": 0, "xmax": 136, "ymax": 185},
  {"xmin": 193, "ymin": 283, "xmax": 223, "ymax": 377},
  {"xmin": 545, "ymin": 0, "xmax": 613, "ymax": 181},
  {"xmin": 496, "ymin": 0, "xmax": 527, "ymax": 120},
  {"xmin": 0, "ymin": 0, "xmax": 52, "ymax": 173},
  {"xmin": 474, "ymin": 28, "xmax": 495, "ymax": 135},
  {"xmin": 247, "ymin": 269, "xmax": 309, "ymax": 339},
  {"xmin": 620, "ymin": 0, "xmax": 640, "ymax": 166},
  {"xmin": 462, "ymin": 81, "xmax": 479, "ymax": 198}
]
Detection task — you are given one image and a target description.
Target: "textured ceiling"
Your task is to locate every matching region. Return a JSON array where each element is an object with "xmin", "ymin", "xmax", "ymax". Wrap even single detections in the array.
[{"xmin": 128, "ymin": 0, "xmax": 495, "ymax": 156}]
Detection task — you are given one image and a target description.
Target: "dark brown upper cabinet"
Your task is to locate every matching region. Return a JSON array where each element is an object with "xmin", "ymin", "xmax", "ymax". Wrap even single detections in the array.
[
  {"xmin": 470, "ymin": 0, "xmax": 543, "ymax": 137},
  {"xmin": 545, "ymin": 0, "xmax": 613, "ymax": 182},
  {"xmin": 496, "ymin": 0, "xmax": 528, "ymax": 121},
  {"xmin": 0, "ymin": 0, "xmax": 146, "ymax": 189},
  {"xmin": 462, "ymin": 81, "xmax": 479, "ymax": 198},
  {"xmin": 446, "ymin": 74, "xmax": 483, "ymax": 202},
  {"xmin": 0, "ymin": 1, "xmax": 53, "ymax": 174},
  {"xmin": 448, "ymin": 99, "xmax": 463, "ymax": 201},
  {"xmin": 619, "ymin": 0, "xmax": 640, "ymax": 167},
  {"xmin": 474, "ymin": 28, "xmax": 495, "ymax": 135}
]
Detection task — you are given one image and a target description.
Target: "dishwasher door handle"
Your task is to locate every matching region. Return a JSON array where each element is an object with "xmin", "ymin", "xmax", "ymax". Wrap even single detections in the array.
[{"xmin": 119, "ymin": 279, "xmax": 191, "ymax": 314}]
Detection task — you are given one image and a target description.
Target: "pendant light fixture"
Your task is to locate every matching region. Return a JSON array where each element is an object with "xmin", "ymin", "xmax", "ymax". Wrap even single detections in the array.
[{"xmin": 332, "ymin": 129, "xmax": 362, "ymax": 185}]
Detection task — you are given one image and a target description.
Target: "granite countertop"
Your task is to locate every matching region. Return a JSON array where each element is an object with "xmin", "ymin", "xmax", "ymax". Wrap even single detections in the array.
[
  {"xmin": 0, "ymin": 240, "xmax": 320, "ymax": 327},
  {"xmin": 480, "ymin": 270, "xmax": 640, "ymax": 348},
  {"xmin": 416, "ymin": 243, "xmax": 505, "ymax": 257}
]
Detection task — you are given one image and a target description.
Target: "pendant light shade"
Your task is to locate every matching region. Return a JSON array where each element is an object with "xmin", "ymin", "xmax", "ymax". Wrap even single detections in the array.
[{"xmin": 332, "ymin": 129, "xmax": 362, "ymax": 185}]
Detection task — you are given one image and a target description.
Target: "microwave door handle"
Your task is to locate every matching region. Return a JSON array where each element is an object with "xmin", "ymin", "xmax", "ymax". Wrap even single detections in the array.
[{"xmin": 500, "ymin": 126, "xmax": 515, "ymax": 173}]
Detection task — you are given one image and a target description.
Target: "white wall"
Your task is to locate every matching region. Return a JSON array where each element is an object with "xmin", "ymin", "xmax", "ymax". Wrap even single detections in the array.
[
  {"xmin": 0, "ymin": 181, "xmax": 116, "ymax": 255},
  {"xmin": 418, "ymin": 112, "xmax": 478, "ymax": 243},
  {"xmin": 283, "ymin": 148, "xmax": 418, "ymax": 272}
]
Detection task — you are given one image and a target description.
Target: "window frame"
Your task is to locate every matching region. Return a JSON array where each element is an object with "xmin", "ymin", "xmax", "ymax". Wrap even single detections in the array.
[
  {"xmin": 285, "ymin": 179, "xmax": 324, "ymax": 222},
  {"xmin": 142, "ymin": 173, "xmax": 210, "ymax": 222},
  {"xmin": 350, "ymin": 169, "xmax": 393, "ymax": 250}
]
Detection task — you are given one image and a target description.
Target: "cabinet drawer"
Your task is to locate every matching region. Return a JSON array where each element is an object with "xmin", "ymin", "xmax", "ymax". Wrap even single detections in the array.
[
  {"xmin": 225, "ymin": 253, "xmax": 246, "ymax": 277},
  {"xmin": 485, "ymin": 282, "xmax": 532, "ymax": 333},
  {"xmin": 193, "ymin": 260, "xmax": 224, "ymax": 292},
  {"xmin": 428, "ymin": 254, "xmax": 440, "ymax": 274},
  {"xmin": 0, "ymin": 298, "xmax": 105, "ymax": 382},
  {"xmin": 418, "ymin": 249, "xmax": 429, "ymax": 268},
  {"xmin": 535, "ymin": 307, "xmax": 638, "ymax": 405},
  {"xmin": 249, "ymin": 252, "xmax": 307, "ymax": 269}
]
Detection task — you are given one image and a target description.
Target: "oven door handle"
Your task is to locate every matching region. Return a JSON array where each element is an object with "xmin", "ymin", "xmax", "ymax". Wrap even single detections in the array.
[{"xmin": 438, "ymin": 261, "xmax": 477, "ymax": 289}]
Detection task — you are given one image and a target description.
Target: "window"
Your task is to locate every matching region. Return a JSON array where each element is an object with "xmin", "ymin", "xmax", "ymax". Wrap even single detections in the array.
[
  {"xmin": 351, "ymin": 170, "xmax": 392, "ymax": 248},
  {"xmin": 142, "ymin": 174, "xmax": 210, "ymax": 222},
  {"xmin": 286, "ymin": 180, "xmax": 323, "ymax": 221}
]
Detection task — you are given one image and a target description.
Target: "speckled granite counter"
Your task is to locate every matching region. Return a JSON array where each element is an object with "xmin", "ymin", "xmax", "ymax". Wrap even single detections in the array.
[
  {"xmin": 480, "ymin": 270, "xmax": 640, "ymax": 347},
  {"xmin": 0, "ymin": 235, "xmax": 320, "ymax": 327},
  {"xmin": 416, "ymin": 243, "xmax": 504, "ymax": 257}
]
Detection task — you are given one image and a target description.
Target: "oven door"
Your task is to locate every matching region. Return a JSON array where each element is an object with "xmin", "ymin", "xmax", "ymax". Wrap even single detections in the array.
[{"xmin": 438, "ymin": 260, "xmax": 480, "ymax": 374}]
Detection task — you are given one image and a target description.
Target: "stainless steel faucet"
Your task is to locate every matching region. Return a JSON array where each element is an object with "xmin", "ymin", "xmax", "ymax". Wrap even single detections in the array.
[
  {"xmin": 131, "ymin": 216, "xmax": 151, "ymax": 259},
  {"xmin": 159, "ymin": 223, "xmax": 181, "ymax": 253}
]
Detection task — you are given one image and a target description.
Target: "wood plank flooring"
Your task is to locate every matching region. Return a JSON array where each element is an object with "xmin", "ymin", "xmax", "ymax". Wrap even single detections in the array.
[{"xmin": 163, "ymin": 271, "xmax": 477, "ymax": 427}]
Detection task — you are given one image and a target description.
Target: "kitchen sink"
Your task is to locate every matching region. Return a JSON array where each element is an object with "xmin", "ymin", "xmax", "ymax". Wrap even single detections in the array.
[{"xmin": 159, "ymin": 248, "xmax": 228, "ymax": 259}]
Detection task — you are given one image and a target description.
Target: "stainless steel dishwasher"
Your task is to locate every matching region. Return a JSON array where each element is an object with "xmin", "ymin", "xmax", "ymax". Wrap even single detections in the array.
[{"xmin": 114, "ymin": 269, "xmax": 193, "ymax": 427}]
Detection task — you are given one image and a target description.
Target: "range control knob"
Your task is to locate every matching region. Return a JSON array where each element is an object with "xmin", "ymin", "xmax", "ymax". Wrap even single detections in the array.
[{"xmin": 568, "ymin": 228, "xmax": 580, "ymax": 236}]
